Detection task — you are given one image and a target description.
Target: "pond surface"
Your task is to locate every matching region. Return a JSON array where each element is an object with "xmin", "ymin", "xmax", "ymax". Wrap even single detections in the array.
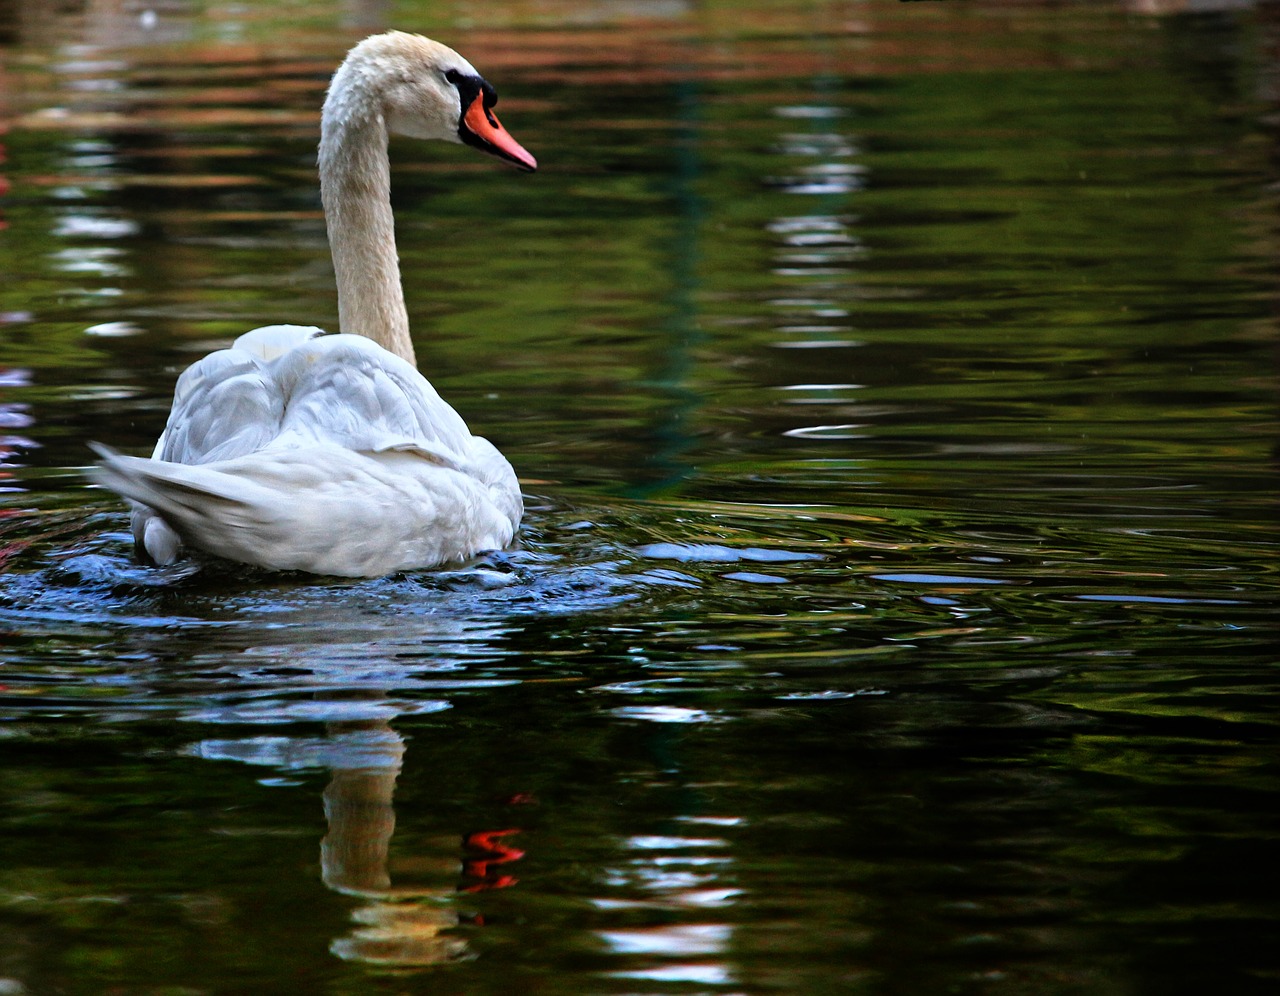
[{"xmin": 1, "ymin": 1, "xmax": 1278, "ymax": 993}]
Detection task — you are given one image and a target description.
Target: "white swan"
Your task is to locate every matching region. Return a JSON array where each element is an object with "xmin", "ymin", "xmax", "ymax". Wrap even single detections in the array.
[{"xmin": 90, "ymin": 32, "xmax": 536, "ymax": 577}]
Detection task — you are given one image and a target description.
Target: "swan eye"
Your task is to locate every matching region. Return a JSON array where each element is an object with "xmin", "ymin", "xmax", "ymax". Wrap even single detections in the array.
[{"xmin": 443, "ymin": 68, "xmax": 498, "ymax": 111}]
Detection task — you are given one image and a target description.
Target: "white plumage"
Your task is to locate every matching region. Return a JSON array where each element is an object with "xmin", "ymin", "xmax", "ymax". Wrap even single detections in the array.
[
  {"xmin": 92, "ymin": 327, "xmax": 521, "ymax": 577},
  {"xmin": 90, "ymin": 33, "xmax": 537, "ymax": 577}
]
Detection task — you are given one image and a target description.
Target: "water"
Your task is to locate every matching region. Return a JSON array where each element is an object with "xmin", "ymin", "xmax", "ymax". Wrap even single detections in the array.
[{"xmin": 1, "ymin": 1, "xmax": 1278, "ymax": 993}]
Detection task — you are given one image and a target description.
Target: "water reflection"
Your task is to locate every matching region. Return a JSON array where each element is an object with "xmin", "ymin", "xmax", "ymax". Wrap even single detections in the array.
[
  {"xmin": 766, "ymin": 94, "xmax": 866, "ymax": 355},
  {"xmin": 0, "ymin": 368, "xmax": 33, "ymax": 482},
  {"xmin": 192, "ymin": 688, "xmax": 547, "ymax": 969},
  {"xmin": 198, "ymin": 713, "xmax": 470, "ymax": 967},
  {"xmin": 0, "ymin": 367, "xmax": 35, "ymax": 569},
  {"xmin": 2, "ymin": 0, "xmax": 396, "ymax": 49},
  {"xmin": 597, "ymin": 828, "xmax": 741, "ymax": 986}
]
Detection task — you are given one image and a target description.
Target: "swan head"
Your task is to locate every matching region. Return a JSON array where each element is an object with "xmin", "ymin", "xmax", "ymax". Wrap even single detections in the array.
[{"xmin": 326, "ymin": 31, "xmax": 537, "ymax": 172}]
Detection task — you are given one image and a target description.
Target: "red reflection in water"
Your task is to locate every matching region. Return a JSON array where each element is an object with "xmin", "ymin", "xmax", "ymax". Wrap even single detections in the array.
[{"xmin": 462, "ymin": 828, "xmax": 525, "ymax": 892}]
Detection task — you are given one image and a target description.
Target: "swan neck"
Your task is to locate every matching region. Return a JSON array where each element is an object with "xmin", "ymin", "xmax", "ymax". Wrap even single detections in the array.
[{"xmin": 319, "ymin": 95, "xmax": 417, "ymax": 366}]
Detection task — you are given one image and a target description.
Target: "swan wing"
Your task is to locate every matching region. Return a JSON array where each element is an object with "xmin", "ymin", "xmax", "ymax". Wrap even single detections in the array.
[
  {"xmin": 154, "ymin": 325, "xmax": 326, "ymax": 465},
  {"xmin": 271, "ymin": 333, "xmax": 479, "ymax": 469},
  {"xmin": 268, "ymin": 335, "xmax": 521, "ymax": 523},
  {"xmin": 151, "ymin": 328, "xmax": 502, "ymax": 480},
  {"xmin": 151, "ymin": 326, "xmax": 473, "ymax": 469}
]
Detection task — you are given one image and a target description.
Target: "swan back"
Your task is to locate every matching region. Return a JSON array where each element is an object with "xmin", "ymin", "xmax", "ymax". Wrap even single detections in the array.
[{"xmin": 99, "ymin": 327, "xmax": 521, "ymax": 575}]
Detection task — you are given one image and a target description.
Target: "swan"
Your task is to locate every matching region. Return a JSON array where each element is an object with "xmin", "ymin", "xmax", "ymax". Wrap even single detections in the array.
[{"xmin": 90, "ymin": 32, "xmax": 536, "ymax": 578}]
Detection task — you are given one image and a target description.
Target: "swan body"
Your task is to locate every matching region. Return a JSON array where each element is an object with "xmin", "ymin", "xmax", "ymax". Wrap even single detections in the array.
[{"xmin": 90, "ymin": 32, "xmax": 536, "ymax": 577}]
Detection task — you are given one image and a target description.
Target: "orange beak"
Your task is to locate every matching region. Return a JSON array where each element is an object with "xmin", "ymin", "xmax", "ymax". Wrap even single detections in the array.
[{"xmin": 462, "ymin": 94, "xmax": 537, "ymax": 172}]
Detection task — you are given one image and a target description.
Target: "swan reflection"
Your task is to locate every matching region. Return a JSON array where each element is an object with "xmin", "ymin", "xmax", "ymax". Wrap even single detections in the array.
[
  {"xmin": 318, "ymin": 719, "xmax": 467, "ymax": 965},
  {"xmin": 194, "ymin": 710, "xmax": 501, "ymax": 967}
]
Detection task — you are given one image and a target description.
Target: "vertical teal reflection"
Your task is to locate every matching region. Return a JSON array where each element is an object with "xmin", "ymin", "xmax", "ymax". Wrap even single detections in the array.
[{"xmin": 629, "ymin": 71, "xmax": 705, "ymax": 501}]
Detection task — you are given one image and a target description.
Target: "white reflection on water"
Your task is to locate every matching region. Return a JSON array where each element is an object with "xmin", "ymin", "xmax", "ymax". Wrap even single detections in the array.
[
  {"xmin": 49, "ymin": 245, "xmax": 128, "ymax": 276},
  {"xmin": 773, "ymin": 162, "xmax": 868, "ymax": 197},
  {"xmin": 609, "ymin": 961, "xmax": 735, "ymax": 985},
  {"xmin": 770, "ymin": 216, "xmax": 864, "ymax": 263},
  {"xmin": 638, "ymin": 543, "xmax": 822, "ymax": 563},
  {"xmin": 84, "ymin": 320, "xmax": 143, "ymax": 336},
  {"xmin": 767, "ymin": 214, "xmax": 864, "ymax": 347},
  {"xmin": 610, "ymin": 705, "xmax": 722, "ymax": 723},
  {"xmin": 52, "ymin": 213, "xmax": 135, "ymax": 238},
  {"xmin": 782, "ymin": 423, "xmax": 869, "ymax": 439},
  {"xmin": 600, "ymin": 922, "xmax": 732, "ymax": 955},
  {"xmin": 626, "ymin": 836, "xmax": 728, "ymax": 851},
  {"xmin": 778, "ymin": 132, "xmax": 860, "ymax": 159},
  {"xmin": 594, "ymin": 829, "xmax": 742, "ymax": 986},
  {"xmin": 775, "ymin": 105, "xmax": 847, "ymax": 119}
]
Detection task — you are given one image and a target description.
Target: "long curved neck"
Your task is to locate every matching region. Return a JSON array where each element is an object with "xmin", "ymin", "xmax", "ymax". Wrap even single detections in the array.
[{"xmin": 318, "ymin": 80, "xmax": 417, "ymax": 366}]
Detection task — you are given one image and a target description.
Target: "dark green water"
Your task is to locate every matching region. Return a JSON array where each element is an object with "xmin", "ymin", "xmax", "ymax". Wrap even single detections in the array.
[{"xmin": 1, "ymin": 1, "xmax": 1277, "ymax": 993}]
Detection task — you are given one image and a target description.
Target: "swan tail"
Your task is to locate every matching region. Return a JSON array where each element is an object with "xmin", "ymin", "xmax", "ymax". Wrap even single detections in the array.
[
  {"xmin": 89, "ymin": 443, "xmax": 262, "ymax": 565},
  {"xmin": 89, "ymin": 442, "xmax": 518, "ymax": 577}
]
